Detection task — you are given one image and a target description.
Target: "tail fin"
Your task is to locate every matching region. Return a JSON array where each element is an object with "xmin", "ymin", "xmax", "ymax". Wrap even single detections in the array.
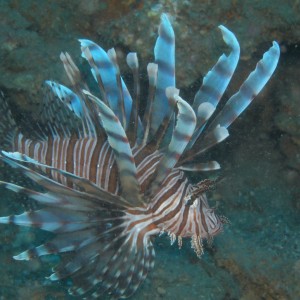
[{"xmin": 0, "ymin": 92, "xmax": 18, "ymax": 150}]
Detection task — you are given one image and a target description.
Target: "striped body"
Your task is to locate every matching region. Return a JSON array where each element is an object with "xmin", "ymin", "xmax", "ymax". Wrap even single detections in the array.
[
  {"xmin": 0, "ymin": 14, "xmax": 279, "ymax": 299},
  {"xmin": 14, "ymin": 134, "xmax": 119, "ymax": 193},
  {"xmin": 13, "ymin": 132, "xmax": 222, "ymax": 244}
]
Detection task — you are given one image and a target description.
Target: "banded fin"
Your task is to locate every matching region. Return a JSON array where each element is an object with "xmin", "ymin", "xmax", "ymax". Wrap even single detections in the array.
[
  {"xmin": 47, "ymin": 81, "xmax": 98, "ymax": 138},
  {"xmin": 208, "ymin": 41, "xmax": 280, "ymax": 130},
  {"xmin": 59, "ymin": 52, "xmax": 104, "ymax": 138},
  {"xmin": 0, "ymin": 208, "xmax": 100, "ymax": 233},
  {"xmin": 0, "ymin": 155, "xmax": 133, "ymax": 291},
  {"xmin": 13, "ymin": 228, "xmax": 100, "ymax": 260},
  {"xmin": 151, "ymin": 13, "xmax": 175, "ymax": 135},
  {"xmin": 180, "ymin": 40, "xmax": 279, "ymax": 165},
  {"xmin": 194, "ymin": 125, "xmax": 229, "ymax": 155},
  {"xmin": 59, "ymin": 52, "xmax": 82, "ymax": 89},
  {"xmin": 186, "ymin": 102, "xmax": 216, "ymax": 150},
  {"xmin": 0, "ymin": 181, "xmax": 103, "ymax": 212},
  {"xmin": 49, "ymin": 237, "xmax": 111, "ymax": 281},
  {"xmin": 187, "ymin": 26, "xmax": 239, "ymax": 150},
  {"xmin": 83, "ymin": 91, "xmax": 144, "ymax": 207},
  {"xmin": 148, "ymin": 89, "xmax": 196, "ymax": 196},
  {"xmin": 45, "ymin": 81, "xmax": 83, "ymax": 118},
  {"xmin": 179, "ymin": 161, "xmax": 220, "ymax": 172},
  {"xmin": 121, "ymin": 240, "xmax": 155, "ymax": 298},
  {"xmin": 126, "ymin": 52, "xmax": 140, "ymax": 145},
  {"xmin": 41, "ymin": 81, "xmax": 83, "ymax": 137},
  {"xmin": 1, "ymin": 143, "xmax": 152, "ymax": 299},
  {"xmin": 0, "ymin": 178, "xmax": 140, "ymax": 300},
  {"xmin": 79, "ymin": 39, "xmax": 132, "ymax": 125},
  {"xmin": 145, "ymin": 86, "xmax": 177, "ymax": 152},
  {"xmin": 1, "ymin": 151, "xmax": 130, "ymax": 208},
  {"xmin": 142, "ymin": 63, "xmax": 158, "ymax": 145},
  {"xmin": 192, "ymin": 25, "xmax": 240, "ymax": 110},
  {"xmin": 49, "ymin": 223, "xmax": 154, "ymax": 298},
  {"xmin": 107, "ymin": 48, "xmax": 127, "ymax": 128},
  {"xmin": 69, "ymin": 236, "xmax": 153, "ymax": 298},
  {"xmin": 180, "ymin": 125, "xmax": 229, "ymax": 164}
]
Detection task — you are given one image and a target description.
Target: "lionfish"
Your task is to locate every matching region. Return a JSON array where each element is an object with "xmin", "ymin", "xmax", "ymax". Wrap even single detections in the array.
[{"xmin": 0, "ymin": 14, "xmax": 279, "ymax": 299}]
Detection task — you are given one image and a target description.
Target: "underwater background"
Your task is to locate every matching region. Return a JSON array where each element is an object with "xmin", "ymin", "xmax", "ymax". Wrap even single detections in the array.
[{"xmin": 0, "ymin": 0, "xmax": 299, "ymax": 299}]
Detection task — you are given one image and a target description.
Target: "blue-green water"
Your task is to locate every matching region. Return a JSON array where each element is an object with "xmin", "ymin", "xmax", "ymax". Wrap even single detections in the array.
[{"xmin": 0, "ymin": 1, "xmax": 299, "ymax": 299}]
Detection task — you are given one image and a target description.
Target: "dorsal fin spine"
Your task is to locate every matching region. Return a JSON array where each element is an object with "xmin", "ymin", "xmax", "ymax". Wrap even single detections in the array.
[{"xmin": 126, "ymin": 52, "xmax": 140, "ymax": 146}]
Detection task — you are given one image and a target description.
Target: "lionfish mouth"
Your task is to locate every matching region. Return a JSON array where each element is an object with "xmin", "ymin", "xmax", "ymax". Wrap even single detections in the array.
[{"xmin": 0, "ymin": 13, "xmax": 279, "ymax": 299}]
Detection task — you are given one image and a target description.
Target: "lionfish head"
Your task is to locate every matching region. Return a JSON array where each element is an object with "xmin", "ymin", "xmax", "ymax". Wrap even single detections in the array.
[
  {"xmin": 198, "ymin": 199, "xmax": 224, "ymax": 238},
  {"xmin": 184, "ymin": 179, "xmax": 224, "ymax": 237}
]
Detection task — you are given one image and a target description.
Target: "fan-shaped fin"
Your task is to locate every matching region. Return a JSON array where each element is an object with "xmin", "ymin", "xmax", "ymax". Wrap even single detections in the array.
[
  {"xmin": 118, "ymin": 237, "xmax": 155, "ymax": 298},
  {"xmin": 67, "ymin": 232, "xmax": 154, "ymax": 299},
  {"xmin": 49, "ymin": 222, "xmax": 126, "ymax": 281},
  {"xmin": 1, "ymin": 151, "xmax": 130, "ymax": 207}
]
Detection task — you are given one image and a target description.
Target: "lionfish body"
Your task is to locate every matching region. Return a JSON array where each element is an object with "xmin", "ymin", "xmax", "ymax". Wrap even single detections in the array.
[{"xmin": 0, "ymin": 14, "xmax": 279, "ymax": 298}]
